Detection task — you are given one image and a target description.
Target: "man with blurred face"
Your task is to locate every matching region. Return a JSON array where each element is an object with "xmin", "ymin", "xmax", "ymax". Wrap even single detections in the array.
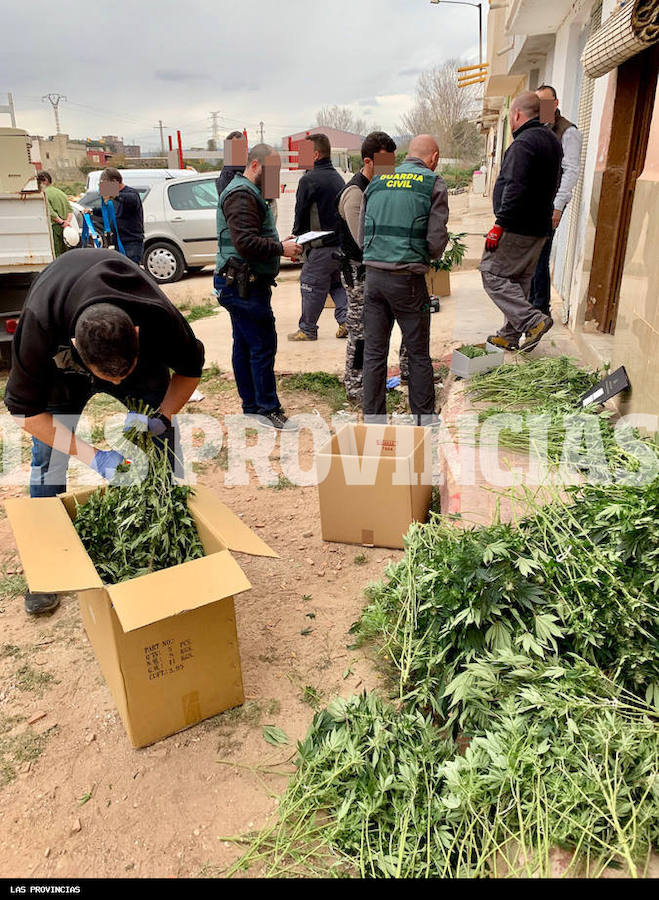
[
  {"xmin": 358, "ymin": 134, "xmax": 449, "ymax": 422},
  {"xmin": 529, "ymin": 85, "xmax": 582, "ymax": 316},
  {"xmin": 480, "ymin": 91, "xmax": 563, "ymax": 353},
  {"xmin": 336, "ymin": 131, "xmax": 398, "ymax": 405},
  {"xmin": 215, "ymin": 143, "xmax": 301, "ymax": 430}
]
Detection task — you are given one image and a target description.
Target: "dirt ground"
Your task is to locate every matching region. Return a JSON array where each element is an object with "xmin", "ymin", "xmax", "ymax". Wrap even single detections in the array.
[{"xmin": 0, "ymin": 368, "xmax": 412, "ymax": 879}]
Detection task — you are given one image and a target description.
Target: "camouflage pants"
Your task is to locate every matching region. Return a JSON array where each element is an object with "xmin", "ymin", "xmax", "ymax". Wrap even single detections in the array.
[{"xmin": 342, "ymin": 264, "xmax": 408, "ymax": 404}]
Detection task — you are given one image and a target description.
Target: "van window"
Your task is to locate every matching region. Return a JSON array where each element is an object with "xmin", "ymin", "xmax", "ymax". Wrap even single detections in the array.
[{"xmin": 168, "ymin": 180, "xmax": 218, "ymax": 211}]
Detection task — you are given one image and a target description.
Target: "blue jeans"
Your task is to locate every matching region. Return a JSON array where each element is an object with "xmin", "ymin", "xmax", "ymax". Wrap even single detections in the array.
[
  {"xmin": 123, "ymin": 241, "xmax": 144, "ymax": 266},
  {"xmin": 529, "ymin": 230, "xmax": 554, "ymax": 316},
  {"xmin": 298, "ymin": 247, "xmax": 348, "ymax": 337},
  {"xmin": 214, "ymin": 273, "xmax": 281, "ymax": 415}
]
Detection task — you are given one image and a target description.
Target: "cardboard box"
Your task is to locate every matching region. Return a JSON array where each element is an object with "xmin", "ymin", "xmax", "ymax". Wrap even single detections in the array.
[
  {"xmin": 426, "ymin": 268, "xmax": 451, "ymax": 297},
  {"xmin": 316, "ymin": 423, "xmax": 432, "ymax": 549},
  {"xmin": 450, "ymin": 341, "xmax": 504, "ymax": 379},
  {"xmin": 5, "ymin": 485, "xmax": 277, "ymax": 748}
]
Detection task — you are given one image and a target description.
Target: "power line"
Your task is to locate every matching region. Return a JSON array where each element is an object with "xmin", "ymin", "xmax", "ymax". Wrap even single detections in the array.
[
  {"xmin": 42, "ymin": 93, "xmax": 67, "ymax": 134},
  {"xmin": 209, "ymin": 110, "xmax": 221, "ymax": 145},
  {"xmin": 154, "ymin": 120, "xmax": 167, "ymax": 155}
]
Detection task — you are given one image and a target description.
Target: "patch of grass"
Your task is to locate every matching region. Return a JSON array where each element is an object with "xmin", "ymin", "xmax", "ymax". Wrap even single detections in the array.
[
  {"xmin": 221, "ymin": 699, "xmax": 281, "ymax": 729},
  {"xmin": 0, "ymin": 574, "xmax": 26, "ymax": 601},
  {"xmin": 201, "ymin": 363, "xmax": 223, "ymax": 382},
  {"xmin": 14, "ymin": 663, "xmax": 55, "ymax": 695},
  {"xmin": 0, "ymin": 715, "xmax": 49, "ymax": 787},
  {"xmin": 266, "ymin": 474, "xmax": 296, "ymax": 491},
  {"xmin": 0, "ymin": 644, "xmax": 23, "ymax": 660},
  {"xmin": 302, "ymin": 594, "xmax": 312, "ymax": 603},
  {"xmin": 186, "ymin": 305, "xmax": 217, "ymax": 323},
  {"xmin": 301, "ymin": 685, "xmax": 323, "ymax": 709},
  {"xmin": 386, "ymin": 389, "xmax": 406, "ymax": 414},
  {"xmin": 353, "ymin": 553, "xmax": 367, "ymax": 566},
  {"xmin": 280, "ymin": 372, "xmax": 347, "ymax": 413}
]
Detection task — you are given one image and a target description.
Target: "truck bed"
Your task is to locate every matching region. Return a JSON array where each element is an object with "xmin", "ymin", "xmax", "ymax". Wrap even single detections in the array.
[{"xmin": 0, "ymin": 191, "xmax": 54, "ymax": 273}]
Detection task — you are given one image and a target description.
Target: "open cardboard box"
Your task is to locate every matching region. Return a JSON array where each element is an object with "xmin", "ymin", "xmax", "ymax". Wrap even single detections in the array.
[
  {"xmin": 316, "ymin": 423, "xmax": 432, "ymax": 549},
  {"xmin": 5, "ymin": 485, "xmax": 277, "ymax": 748}
]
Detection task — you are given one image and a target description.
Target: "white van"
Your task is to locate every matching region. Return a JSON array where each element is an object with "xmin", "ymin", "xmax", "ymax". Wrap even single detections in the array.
[{"xmin": 85, "ymin": 168, "xmax": 196, "ymax": 193}]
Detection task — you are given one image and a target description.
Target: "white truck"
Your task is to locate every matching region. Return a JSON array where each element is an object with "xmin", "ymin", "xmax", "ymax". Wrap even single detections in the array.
[{"xmin": 0, "ymin": 127, "xmax": 54, "ymax": 364}]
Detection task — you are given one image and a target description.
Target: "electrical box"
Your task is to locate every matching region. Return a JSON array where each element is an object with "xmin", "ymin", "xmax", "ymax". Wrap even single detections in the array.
[{"xmin": 0, "ymin": 127, "xmax": 38, "ymax": 192}]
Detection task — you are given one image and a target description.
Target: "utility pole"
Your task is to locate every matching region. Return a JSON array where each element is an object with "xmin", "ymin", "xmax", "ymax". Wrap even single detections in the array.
[
  {"xmin": 258, "ymin": 121, "xmax": 265, "ymax": 143},
  {"xmin": 154, "ymin": 120, "xmax": 166, "ymax": 156},
  {"xmin": 209, "ymin": 110, "xmax": 221, "ymax": 145},
  {"xmin": 0, "ymin": 93, "xmax": 16, "ymax": 126},
  {"xmin": 42, "ymin": 93, "xmax": 67, "ymax": 134}
]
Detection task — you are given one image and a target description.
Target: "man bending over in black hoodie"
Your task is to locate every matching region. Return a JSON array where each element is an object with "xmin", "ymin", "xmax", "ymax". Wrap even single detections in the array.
[{"xmin": 4, "ymin": 248, "xmax": 205, "ymax": 614}]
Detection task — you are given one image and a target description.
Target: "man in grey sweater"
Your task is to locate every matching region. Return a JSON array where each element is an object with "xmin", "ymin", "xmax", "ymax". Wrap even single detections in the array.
[{"xmin": 358, "ymin": 135, "xmax": 449, "ymax": 421}]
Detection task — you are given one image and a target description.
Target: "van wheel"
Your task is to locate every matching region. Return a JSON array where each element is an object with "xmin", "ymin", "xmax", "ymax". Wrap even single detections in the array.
[{"xmin": 144, "ymin": 242, "xmax": 185, "ymax": 283}]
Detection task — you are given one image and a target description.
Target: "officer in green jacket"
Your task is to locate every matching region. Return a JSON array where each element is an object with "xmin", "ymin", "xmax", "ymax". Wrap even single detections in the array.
[
  {"xmin": 358, "ymin": 135, "xmax": 449, "ymax": 422},
  {"xmin": 215, "ymin": 143, "xmax": 301, "ymax": 430}
]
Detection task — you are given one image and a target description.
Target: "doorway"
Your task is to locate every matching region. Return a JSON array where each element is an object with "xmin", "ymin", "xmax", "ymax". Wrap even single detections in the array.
[{"xmin": 585, "ymin": 43, "xmax": 659, "ymax": 333}]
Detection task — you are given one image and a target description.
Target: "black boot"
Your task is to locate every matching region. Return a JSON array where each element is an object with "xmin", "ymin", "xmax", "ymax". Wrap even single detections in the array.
[{"xmin": 24, "ymin": 592, "xmax": 60, "ymax": 615}]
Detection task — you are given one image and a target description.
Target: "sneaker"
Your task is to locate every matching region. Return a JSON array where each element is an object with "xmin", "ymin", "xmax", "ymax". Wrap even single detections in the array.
[
  {"xmin": 520, "ymin": 316, "xmax": 553, "ymax": 352},
  {"xmin": 336, "ymin": 324, "xmax": 348, "ymax": 339},
  {"xmin": 287, "ymin": 330, "xmax": 316, "ymax": 342},
  {"xmin": 255, "ymin": 410, "xmax": 299, "ymax": 431},
  {"xmin": 487, "ymin": 334, "xmax": 519, "ymax": 351},
  {"xmin": 25, "ymin": 591, "xmax": 60, "ymax": 615}
]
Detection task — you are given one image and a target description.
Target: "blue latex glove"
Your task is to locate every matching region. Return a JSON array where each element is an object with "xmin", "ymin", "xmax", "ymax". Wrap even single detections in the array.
[
  {"xmin": 89, "ymin": 449, "xmax": 124, "ymax": 481},
  {"xmin": 386, "ymin": 376, "xmax": 401, "ymax": 390},
  {"xmin": 123, "ymin": 411, "xmax": 170, "ymax": 437}
]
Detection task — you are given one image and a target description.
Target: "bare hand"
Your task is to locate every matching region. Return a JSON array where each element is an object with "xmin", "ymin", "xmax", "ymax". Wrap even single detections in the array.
[
  {"xmin": 282, "ymin": 240, "xmax": 302, "ymax": 259},
  {"xmin": 552, "ymin": 209, "xmax": 563, "ymax": 230}
]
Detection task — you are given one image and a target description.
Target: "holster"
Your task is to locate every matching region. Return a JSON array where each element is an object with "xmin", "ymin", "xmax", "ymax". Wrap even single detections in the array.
[{"xmin": 222, "ymin": 257, "xmax": 256, "ymax": 300}]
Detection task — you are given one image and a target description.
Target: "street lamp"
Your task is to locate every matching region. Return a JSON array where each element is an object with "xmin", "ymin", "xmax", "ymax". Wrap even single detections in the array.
[{"xmin": 429, "ymin": 0, "xmax": 483, "ymax": 67}]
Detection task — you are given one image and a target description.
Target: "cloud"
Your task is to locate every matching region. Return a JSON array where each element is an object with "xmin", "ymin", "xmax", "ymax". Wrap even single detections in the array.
[
  {"xmin": 155, "ymin": 70, "xmax": 205, "ymax": 82},
  {"xmin": 398, "ymin": 66, "xmax": 423, "ymax": 78}
]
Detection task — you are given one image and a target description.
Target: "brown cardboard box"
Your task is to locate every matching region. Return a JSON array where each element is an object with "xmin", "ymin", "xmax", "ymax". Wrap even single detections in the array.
[
  {"xmin": 5, "ymin": 485, "xmax": 277, "ymax": 748},
  {"xmin": 316, "ymin": 423, "xmax": 432, "ymax": 549},
  {"xmin": 426, "ymin": 268, "xmax": 451, "ymax": 297}
]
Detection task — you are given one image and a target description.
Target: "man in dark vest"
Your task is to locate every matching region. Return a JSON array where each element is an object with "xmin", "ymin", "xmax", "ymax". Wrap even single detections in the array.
[
  {"xmin": 215, "ymin": 143, "xmax": 301, "ymax": 429},
  {"xmin": 358, "ymin": 134, "xmax": 449, "ymax": 422},
  {"xmin": 481, "ymin": 92, "xmax": 563, "ymax": 353},
  {"xmin": 288, "ymin": 133, "xmax": 348, "ymax": 341},
  {"xmin": 336, "ymin": 131, "xmax": 398, "ymax": 405},
  {"xmin": 530, "ymin": 85, "xmax": 583, "ymax": 315}
]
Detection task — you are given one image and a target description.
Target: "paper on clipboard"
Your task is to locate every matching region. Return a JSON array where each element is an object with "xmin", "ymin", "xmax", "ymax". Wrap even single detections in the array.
[{"xmin": 295, "ymin": 230, "xmax": 334, "ymax": 245}]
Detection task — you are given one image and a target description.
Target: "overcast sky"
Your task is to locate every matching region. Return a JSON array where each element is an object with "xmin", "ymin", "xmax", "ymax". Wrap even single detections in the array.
[{"xmin": 3, "ymin": 0, "xmax": 483, "ymax": 152}]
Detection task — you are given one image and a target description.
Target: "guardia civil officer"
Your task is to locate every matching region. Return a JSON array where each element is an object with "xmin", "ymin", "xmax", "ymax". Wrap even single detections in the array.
[
  {"xmin": 215, "ymin": 143, "xmax": 301, "ymax": 428},
  {"xmin": 336, "ymin": 130, "xmax": 399, "ymax": 405},
  {"xmin": 4, "ymin": 248, "xmax": 206, "ymax": 615},
  {"xmin": 358, "ymin": 135, "xmax": 449, "ymax": 421}
]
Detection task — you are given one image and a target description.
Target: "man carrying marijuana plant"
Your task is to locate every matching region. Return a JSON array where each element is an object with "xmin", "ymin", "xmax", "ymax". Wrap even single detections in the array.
[{"xmin": 4, "ymin": 247, "xmax": 205, "ymax": 615}]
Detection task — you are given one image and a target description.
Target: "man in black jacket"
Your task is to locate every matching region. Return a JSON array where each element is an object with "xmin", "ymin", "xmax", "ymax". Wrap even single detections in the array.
[
  {"xmin": 4, "ymin": 248, "xmax": 205, "ymax": 614},
  {"xmin": 216, "ymin": 131, "xmax": 247, "ymax": 197},
  {"xmin": 480, "ymin": 91, "xmax": 563, "ymax": 352},
  {"xmin": 98, "ymin": 168, "xmax": 145, "ymax": 265},
  {"xmin": 288, "ymin": 133, "xmax": 348, "ymax": 341}
]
